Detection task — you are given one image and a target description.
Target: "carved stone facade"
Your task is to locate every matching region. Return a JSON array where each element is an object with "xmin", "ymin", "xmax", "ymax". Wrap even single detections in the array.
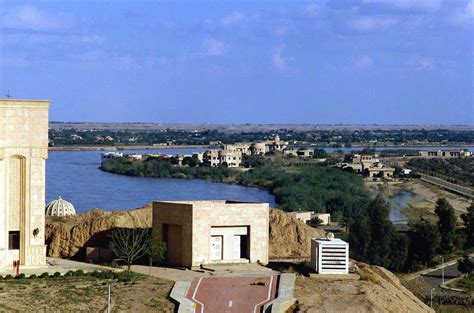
[{"xmin": 0, "ymin": 100, "xmax": 50, "ymax": 269}]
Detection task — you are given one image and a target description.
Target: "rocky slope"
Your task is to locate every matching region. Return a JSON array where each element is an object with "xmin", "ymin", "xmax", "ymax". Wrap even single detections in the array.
[
  {"xmin": 45, "ymin": 206, "xmax": 324, "ymax": 259},
  {"xmin": 45, "ymin": 205, "xmax": 152, "ymax": 259}
]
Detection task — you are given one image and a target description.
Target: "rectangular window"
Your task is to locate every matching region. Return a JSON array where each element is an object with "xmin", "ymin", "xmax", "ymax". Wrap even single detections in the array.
[{"xmin": 9, "ymin": 231, "xmax": 20, "ymax": 250}]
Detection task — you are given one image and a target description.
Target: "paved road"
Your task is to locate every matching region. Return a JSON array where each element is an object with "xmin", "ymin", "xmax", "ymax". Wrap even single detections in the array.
[
  {"xmin": 420, "ymin": 174, "xmax": 473, "ymax": 199},
  {"xmin": 420, "ymin": 256, "xmax": 473, "ymax": 289}
]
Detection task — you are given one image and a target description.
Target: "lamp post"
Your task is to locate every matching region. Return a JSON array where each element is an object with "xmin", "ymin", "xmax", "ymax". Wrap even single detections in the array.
[
  {"xmin": 430, "ymin": 287, "xmax": 435, "ymax": 308},
  {"xmin": 441, "ymin": 256, "xmax": 445, "ymax": 285},
  {"xmin": 107, "ymin": 283, "xmax": 111, "ymax": 313}
]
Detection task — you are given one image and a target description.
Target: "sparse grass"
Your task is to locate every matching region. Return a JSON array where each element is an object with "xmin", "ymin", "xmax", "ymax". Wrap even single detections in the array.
[
  {"xmin": 0, "ymin": 272, "xmax": 174, "ymax": 311},
  {"xmin": 451, "ymin": 275, "xmax": 474, "ymax": 292},
  {"xmin": 266, "ymin": 261, "xmax": 312, "ymax": 276},
  {"xmin": 434, "ymin": 304, "xmax": 474, "ymax": 313}
]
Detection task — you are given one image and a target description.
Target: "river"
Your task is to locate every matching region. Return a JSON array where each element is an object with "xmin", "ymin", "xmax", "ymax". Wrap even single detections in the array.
[
  {"xmin": 46, "ymin": 145, "xmax": 471, "ymax": 215},
  {"xmin": 46, "ymin": 148, "xmax": 275, "ymax": 213}
]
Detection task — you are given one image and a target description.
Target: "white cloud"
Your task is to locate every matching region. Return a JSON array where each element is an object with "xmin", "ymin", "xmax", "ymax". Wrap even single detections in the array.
[
  {"xmin": 2, "ymin": 5, "xmax": 64, "ymax": 31},
  {"xmin": 354, "ymin": 54, "xmax": 374, "ymax": 69},
  {"xmin": 349, "ymin": 16, "xmax": 397, "ymax": 31},
  {"xmin": 451, "ymin": 0, "xmax": 474, "ymax": 26},
  {"xmin": 301, "ymin": 3, "xmax": 322, "ymax": 18},
  {"xmin": 361, "ymin": 0, "xmax": 442, "ymax": 12},
  {"xmin": 414, "ymin": 57, "xmax": 434, "ymax": 71},
  {"xmin": 202, "ymin": 38, "xmax": 230, "ymax": 56},
  {"xmin": 272, "ymin": 44, "xmax": 294, "ymax": 72},
  {"xmin": 2, "ymin": 33, "xmax": 104, "ymax": 46},
  {"xmin": 221, "ymin": 11, "xmax": 245, "ymax": 26}
]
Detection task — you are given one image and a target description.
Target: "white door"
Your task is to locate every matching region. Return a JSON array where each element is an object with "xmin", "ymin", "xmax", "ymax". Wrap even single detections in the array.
[
  {"xmin": 210, "ymin": 236, "xmax": 223, "ymax": 261},
  {"xmin": 233, "ymin": 235, "xmax": 241, "ymax": 260}
]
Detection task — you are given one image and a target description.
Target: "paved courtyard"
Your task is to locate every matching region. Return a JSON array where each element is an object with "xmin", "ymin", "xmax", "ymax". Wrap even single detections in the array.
[{"xmin": 186, "ymin": 275, "xmax": 278, "ymax": 313}]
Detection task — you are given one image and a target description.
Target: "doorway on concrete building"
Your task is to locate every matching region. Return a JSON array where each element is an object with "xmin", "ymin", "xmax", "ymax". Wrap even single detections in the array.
[
  {"xmin": 162, "ymin": 224, "xmax": 183, "ymax": 266},
  {"xmin": 234, "ymin": 235, "xmax": 250, "ymax": 259},
  {"xmin": 210, "ymin": 235, "xmax": 223, "ymax": 261}
]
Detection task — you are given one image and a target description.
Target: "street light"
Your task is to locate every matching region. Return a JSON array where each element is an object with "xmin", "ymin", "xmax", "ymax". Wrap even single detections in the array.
[
  {"xmin": 440, "ymin": 256, "xmax": 445, "ymax": 285},
  {"xmin": 430, "ymin": 287, "xmax": 435, "ymax": 308},
  {"xmin": 107, "ymin": 282, "xmax": 112, "ymax": 313}
]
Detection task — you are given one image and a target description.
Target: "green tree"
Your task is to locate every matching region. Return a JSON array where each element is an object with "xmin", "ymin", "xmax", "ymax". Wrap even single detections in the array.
[
  {"xmin": 307, "ymin": 216, "xmax": 323, "ymax": 228},
  {"xmin": 312, "ymin": 148, "xmax": 328, "ymax": 159},
  {"xmin": 409, "ymin": 219, "xmax": 440, "ymax": 267},
  {"xmin": 457, "ymin": 255, "xmax": 473, "ymax": 277},
  {"xmin": 435, "ymin": 198, "xmax": 456, "ymax": 253},
  {"xmin": 461, "ymin": 203, "xmax": 474, "ymax": 248}
]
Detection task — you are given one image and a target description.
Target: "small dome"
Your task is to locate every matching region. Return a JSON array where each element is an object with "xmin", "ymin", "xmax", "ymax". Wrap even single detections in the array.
[{"xmin": 45, "ymin": 197, "xmax": 76, "ymax": 216}]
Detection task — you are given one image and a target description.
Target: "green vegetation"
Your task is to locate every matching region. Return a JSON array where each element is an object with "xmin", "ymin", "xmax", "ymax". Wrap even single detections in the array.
[
  {"xmin": 49, "ymin": 127, "xmax": 474, "ymax": 147},
  {"xmin": 407, "ymin": 157, "xmax": 474, "ymax": 187},
  {"xmin": 101, "ymin": 155, "xmax": 370, "ymax": 218},
  {"xmin": 349, "ymin": 195, "xmax": 409, "ymax": 272}
]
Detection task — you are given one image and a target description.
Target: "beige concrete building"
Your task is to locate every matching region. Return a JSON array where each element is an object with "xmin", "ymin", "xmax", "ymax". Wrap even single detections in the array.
[
  {"xmin": 152, "ymin": 200, "xmax": 269, "ymax": 268},
  {"xmin": 338, "ymin": 153, "xmax": 394, "ymax": 179},
  {"xmin": 203, "ymin": 149, "xmax": 242, "ymax": 167},
  {"xmin": 250, "ymin": 135, "xmax": 288, "ymax": 155},
  {"xmin": 0, "ymin": 99, "xmax": 50, "ymax": 269},
  {"xmin": 419, "ymin": 150, "xmax": 472, "ymax": 158}
]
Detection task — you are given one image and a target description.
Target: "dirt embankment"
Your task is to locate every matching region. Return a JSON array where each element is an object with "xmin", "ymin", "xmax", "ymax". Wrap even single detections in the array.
[
  {"xmin": 294, "ymin": 262, "xmax": 433, "ymax": 313},
  {"xmin": 45, "ymin": 206, "xmax": 324, "ymax": 260},
  {"xmin": 45, "ymin": 206, "xmax": 152, "ymax": 259}
]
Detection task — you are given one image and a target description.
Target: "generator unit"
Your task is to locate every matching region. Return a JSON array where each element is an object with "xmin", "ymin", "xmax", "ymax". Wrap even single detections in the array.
[{"xmin": 311, "ymin": 234, "xmax": 349, "ymax": 274}]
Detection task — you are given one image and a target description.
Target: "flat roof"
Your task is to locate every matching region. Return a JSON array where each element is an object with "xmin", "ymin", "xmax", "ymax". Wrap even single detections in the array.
[
  {"xmin": 313, "ymin": 238, "xmax": 348, "ymax": 244},
  {"xmin": 153, "ymin": 200, "xmax": 266, "ymax": 205}
]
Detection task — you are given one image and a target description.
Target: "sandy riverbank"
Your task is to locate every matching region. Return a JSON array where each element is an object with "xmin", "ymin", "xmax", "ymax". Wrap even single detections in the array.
[{"xmin": 366, "ymin": 180, "xmax": 472, "ymax": 224}]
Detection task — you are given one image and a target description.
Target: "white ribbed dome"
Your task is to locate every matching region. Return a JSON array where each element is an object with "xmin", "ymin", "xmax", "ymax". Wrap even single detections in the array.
[{"xmin": 45, "ymin": 197, "xmax": 76, "ymax": 216}]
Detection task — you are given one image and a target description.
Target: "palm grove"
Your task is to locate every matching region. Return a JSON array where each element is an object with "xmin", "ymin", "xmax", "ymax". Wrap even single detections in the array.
[{"xmin": 101, "ymin": 154, "xmax": 474, "ymax": 273}]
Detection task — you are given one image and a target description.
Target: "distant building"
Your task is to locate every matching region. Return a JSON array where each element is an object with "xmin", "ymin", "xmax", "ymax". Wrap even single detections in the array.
[
  {"xmin": 250, "ymin": 135, "xmax": 288, "ymax": 155},
  {"xmin": 152, "ymin": 200, "xmax": 269, "ymax": 268},
  {"xmin": 338, "ymin": 153, "xmax": 395, "ymax": 179},
  {"xmin": 203, "ymin": 149, "xmax": 242, "ymax": 167},
  {"xmin": 289, "ymin": 211, "xmax": 331, "ymax": 225},
  {"xmin": 312, "ymin": 213, "xmax": 331, "ymax": 225},
  {"xmin": 284, "ymin": 149, "xmax": 314, "ymax": 159},
  {"xmin": 101, "ymin": 152, "xmax": 123, "ymax": 164},
  {"xmin": 311, "ymin": 236, "xmax": 349, "ymax": 274},
  {"xmin": 419, "ymin": 150, "xmax": 472, "ymax": 158}
]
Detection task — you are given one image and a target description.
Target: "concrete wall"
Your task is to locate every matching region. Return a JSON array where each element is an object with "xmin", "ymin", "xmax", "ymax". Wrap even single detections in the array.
[
  {"xmin": 0, "ymin": 100, "xmax": 50, "ymax": 269},
  {"xmin": 152, "ymin": 202, "xmax": 194, "ymax": 267},
  {"xmin": 153, "ymin": 200, "xmax": 269, "ymax": 268}
]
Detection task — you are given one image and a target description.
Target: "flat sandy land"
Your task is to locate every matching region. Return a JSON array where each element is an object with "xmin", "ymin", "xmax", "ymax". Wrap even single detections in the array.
[
  {"xmin": 0, "ymin": 274, "xmax": 175, "ymax": 312},
  {"xmin": 401, "ymin": 180, "xmax": 472, "ymax": 223},
  {"xmin": 366, "ymin": 180, "xmax": 472, "ymax": 224}
]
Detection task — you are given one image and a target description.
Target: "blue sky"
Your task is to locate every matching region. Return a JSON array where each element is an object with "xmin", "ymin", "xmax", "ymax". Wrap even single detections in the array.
[{"xmin": 0, "ymin": 0, "xmax": 472, "ymax": 124}]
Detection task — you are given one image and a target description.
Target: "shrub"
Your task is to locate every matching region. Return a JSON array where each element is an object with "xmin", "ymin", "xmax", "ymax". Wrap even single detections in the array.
[
  {"xmin": 17, "ymin": 273, "xmax": 26, "ymax": 280},
  {"xmin": 53, "ymin": 272, "xmax": 61, "ymax": 278},
  {"xmin": 39, "ymin": 272, "xmax": 50, "ymax": 279},
  {"xmin": 64, "ymin": 270, "xmax": 75, "ymax": 277},
  {"xmin": 3, "ymin": 274, "xmax": 13, "ymax": 280},
  {"xmin": 29, "ymin": 274, "xmax": 37, "ymax": 279},
  {"xmin": 74, "ymin": 270, "xmax": 85, "ymax": 277}
]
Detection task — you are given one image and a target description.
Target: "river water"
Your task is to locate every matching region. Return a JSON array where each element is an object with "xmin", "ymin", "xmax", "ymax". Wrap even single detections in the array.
[
  {"xmin": 46, "ymin": 146, "xmax": 471, "ymax": 214},
  {"xmin": 46, "ymin": 148, "xmax": 275, "ymax": 213}
]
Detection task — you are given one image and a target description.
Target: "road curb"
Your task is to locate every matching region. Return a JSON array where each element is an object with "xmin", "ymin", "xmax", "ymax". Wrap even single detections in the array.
[{"xmin": 169, "ymin": 281, "xmax": 195, "ymax": 313}]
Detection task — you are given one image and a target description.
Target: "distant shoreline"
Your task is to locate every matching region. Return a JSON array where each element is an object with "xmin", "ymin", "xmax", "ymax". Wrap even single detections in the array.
[
  {"xmin": 48, "ymin": 145, "xmax": 212, "ymax": 151},
  {"xmin": 48, "ymin": 143, "xmax": 473, "ymax": 152}
]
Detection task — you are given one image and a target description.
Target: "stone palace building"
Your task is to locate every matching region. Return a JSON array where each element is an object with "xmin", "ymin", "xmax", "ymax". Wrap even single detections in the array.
[{"xmin": 0, "ymin": 99, "xmax": 50, "ymax": 269}]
